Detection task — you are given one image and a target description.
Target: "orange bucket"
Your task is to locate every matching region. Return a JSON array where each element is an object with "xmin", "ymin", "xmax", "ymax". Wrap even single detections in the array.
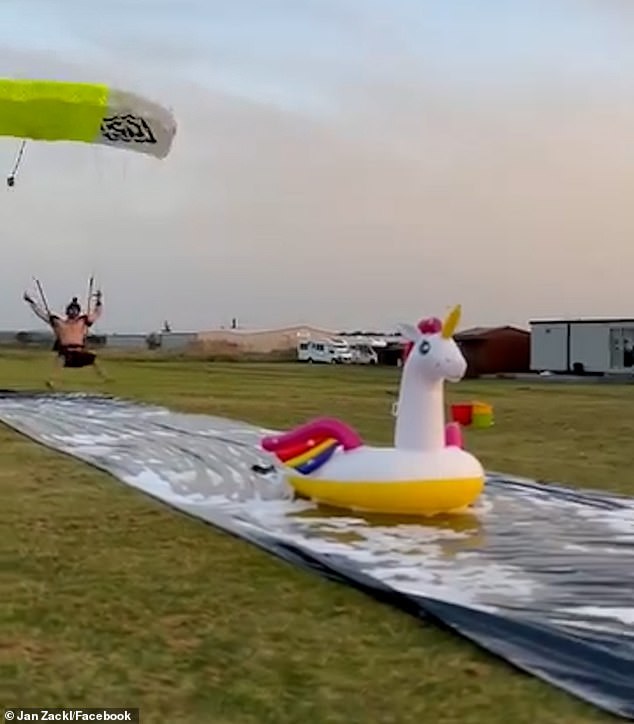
[{"xmin": 471, "ymin": 401, "xmax": 494, "ymax": 428}]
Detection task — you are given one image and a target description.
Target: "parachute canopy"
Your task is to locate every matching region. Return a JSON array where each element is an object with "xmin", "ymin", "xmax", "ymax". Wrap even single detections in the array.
[{"xmin": 0, "ymin": 78, "xmax": 176, "ymax": 159}]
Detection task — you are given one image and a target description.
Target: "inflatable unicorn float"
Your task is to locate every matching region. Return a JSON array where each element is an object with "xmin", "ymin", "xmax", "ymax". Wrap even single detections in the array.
[{"xmin": 261, "ymin": 304, "xmax": 485, "ymax": 516}]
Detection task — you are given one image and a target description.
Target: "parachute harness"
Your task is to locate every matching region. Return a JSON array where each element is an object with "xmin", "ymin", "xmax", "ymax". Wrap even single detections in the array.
[{"xmin": 7, "ymin": 140, "xmax": 27, "ymax": 187}]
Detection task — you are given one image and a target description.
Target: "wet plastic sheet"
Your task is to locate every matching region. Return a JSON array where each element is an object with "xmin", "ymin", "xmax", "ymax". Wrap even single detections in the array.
[{"xmin": 1, "ymin": 391, "xmax": 633, "ymax": 720}]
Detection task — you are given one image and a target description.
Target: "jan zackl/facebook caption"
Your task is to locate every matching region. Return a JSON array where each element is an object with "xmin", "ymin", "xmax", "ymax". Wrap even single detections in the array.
[{"xmin": 4, "ymin": 709, "xmax": 139, "ymax": 722}]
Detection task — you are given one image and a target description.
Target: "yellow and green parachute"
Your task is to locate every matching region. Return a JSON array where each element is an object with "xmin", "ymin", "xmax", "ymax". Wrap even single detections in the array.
[{"xmin": 0, "ymin": 78, "xmax": 177, "ymax": 183}]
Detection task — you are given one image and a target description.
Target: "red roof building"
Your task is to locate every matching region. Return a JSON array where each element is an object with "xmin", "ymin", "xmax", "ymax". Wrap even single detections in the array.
[{"xmin": 455, "ymin": 325, "xmax": 530, "ymax": 378}]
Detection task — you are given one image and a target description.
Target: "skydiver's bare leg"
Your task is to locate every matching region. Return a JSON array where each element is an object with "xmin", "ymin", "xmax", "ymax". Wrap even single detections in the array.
[
  {"xmin": 92, "ymin": 357, "xmax": 112, "ymax": 382},
  {"xmin": 46, "ymin": 355, "xmax": 64, "ymax": 390}
]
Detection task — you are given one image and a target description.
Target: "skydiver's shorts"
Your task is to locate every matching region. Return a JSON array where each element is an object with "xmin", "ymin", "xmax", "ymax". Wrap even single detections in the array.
[{"xmin": 58, "ymin": 345, "xmax": 96, "ymax": 368}]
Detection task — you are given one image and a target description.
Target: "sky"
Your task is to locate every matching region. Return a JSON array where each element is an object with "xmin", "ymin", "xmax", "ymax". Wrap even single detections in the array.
[{"xmin": 2, "ymin": 0, "xmax": 634, "ymax": 333}]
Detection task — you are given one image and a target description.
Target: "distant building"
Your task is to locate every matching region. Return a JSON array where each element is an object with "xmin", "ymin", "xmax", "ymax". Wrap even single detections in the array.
[
  {"xmin": 160, "ymin": 331, "xmax": 198, "ymax": 351},
  {"xmin": 530, "ymin": 318, "xmax": 634, "ymax": 375},
  {"xmin": 455, "ymin": 326, "xmax": 530, "ymax": 378},
  {"xmin": 103, "ymin": 334, "xmax": 149, "ymax": 350},
  {"xmin": 105, "ymin": 331, "xmax": 197, "ymax": 352},
  {"xmin": 195, "ymin": 325, "xmax": 338, "ymax": 354}
]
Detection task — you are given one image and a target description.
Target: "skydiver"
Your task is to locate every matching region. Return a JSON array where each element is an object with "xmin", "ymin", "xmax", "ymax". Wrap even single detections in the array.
[{"xmin": 23, "ymin": 290, "xmax": 111, "ymax": 389}]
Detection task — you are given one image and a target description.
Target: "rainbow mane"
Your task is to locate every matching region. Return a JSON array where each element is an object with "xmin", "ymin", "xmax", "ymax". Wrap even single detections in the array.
[
  {"xmin": 279, "ymin": 436, "xmax": 339, "ymax": 475},
  {"xmin": 261, "ymin": 417, "xmax": 362, "ymax": 476}
]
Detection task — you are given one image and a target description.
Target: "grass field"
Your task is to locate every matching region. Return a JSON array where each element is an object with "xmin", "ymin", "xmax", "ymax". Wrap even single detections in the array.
[{"xmin": 1, "ymin": 350, "xmax": 633, "ymax": 724}]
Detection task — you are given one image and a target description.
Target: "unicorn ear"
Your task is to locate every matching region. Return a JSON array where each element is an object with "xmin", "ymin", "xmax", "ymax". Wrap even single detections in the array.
[{"xmin": 397, "ymin": 323, "xmax": 420, "ymax": 342}]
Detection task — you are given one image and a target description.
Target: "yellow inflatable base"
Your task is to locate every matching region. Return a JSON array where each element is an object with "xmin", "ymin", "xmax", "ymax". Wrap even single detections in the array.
[{"xmin": 287, "ymin": 475, "xmax": 485, "ymax": 516}]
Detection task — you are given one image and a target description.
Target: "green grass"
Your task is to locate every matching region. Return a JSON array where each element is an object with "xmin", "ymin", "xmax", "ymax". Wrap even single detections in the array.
[{"xmin": 1, "ymin": 352, "xmax": 633, "ymax": 724}]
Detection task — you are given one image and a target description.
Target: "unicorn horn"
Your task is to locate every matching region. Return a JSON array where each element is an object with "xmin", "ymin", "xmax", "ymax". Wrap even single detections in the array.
[{"xmin": 441, "ymin": 304, "xmax": 462, "ymax": 339}]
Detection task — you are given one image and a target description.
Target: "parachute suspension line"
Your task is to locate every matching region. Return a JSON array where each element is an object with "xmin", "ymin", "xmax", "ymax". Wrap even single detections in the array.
[
  {"xmin": 33, "ymin": 277, "xmax": 51, "ymax": 317},
  {"xmin": 86, "ymin": 275, "xmax": 95, "ymax": 316},
  {"xmin": 7, "ymin": 140, "xmax": 27, "ymax": 188},
  {"xmin": 92, "ymin": 147, "xmax": 103, "ymax": 185}
]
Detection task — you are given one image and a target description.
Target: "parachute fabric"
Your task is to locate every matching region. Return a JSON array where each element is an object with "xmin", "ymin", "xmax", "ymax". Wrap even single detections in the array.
[{"xmin": 0, "ymin": 78, "xmax": 176, "ymax": 159}]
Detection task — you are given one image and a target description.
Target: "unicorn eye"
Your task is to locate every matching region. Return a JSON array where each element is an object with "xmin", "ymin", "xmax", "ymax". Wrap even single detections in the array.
[{"xmin": 418, "ymin": 340, "xmax": 431, "ymax": 355}]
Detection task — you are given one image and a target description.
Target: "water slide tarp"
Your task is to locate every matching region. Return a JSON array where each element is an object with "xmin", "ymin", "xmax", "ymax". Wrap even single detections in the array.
[{"xmin": 1, "ymin": 391, "xmax": 633, "ymax": 720}]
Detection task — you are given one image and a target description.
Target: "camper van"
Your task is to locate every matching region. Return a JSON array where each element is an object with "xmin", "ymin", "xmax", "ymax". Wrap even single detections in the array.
[
  {"xmin": 349, "ymin": 343, "xmax": 378, "ymax": 364},
  {"xmin": 297, "ymin": 339, "xmax": 353, "ymax": 364}
]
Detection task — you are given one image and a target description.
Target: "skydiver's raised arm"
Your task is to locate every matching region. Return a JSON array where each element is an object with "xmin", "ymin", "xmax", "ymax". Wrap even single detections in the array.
[
  {"xmin": 86, "ymin": 290, "xmax": 103, "ymax": 326},
  {"xmin": 23, "ymin": 292, "xmax": 55, "ymax": 325}
]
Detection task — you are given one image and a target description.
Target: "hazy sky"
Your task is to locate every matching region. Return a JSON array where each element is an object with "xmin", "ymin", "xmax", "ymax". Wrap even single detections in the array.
[{"xmin": 2, "ymin": 0, "xmax": 634, "ymax": 333}]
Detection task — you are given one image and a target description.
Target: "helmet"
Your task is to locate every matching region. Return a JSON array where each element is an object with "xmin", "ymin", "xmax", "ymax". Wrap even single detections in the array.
[{"xmin": 66, "ymin": 297, "xmax": 81, "ymax": 317}]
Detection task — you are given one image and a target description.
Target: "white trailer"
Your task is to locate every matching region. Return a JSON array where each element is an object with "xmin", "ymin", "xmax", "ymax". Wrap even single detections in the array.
[{"xmin": 530, "ymin": 318, "xmax": 634, "ymax": 374}]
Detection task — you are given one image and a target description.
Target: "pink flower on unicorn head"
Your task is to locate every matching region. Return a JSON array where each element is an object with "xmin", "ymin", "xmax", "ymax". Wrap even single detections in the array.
[{"xmin": 417, "ymin": 317, "xmax": 442, "ymax": 335}]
